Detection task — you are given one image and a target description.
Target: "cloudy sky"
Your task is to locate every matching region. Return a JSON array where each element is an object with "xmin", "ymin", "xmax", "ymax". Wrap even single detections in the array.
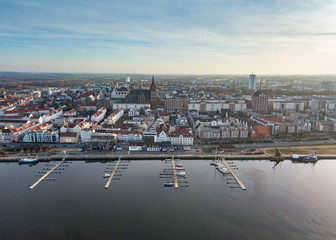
[{"xmin": 1, "ymin": 0, "xmax": 336, "ymax": 74}]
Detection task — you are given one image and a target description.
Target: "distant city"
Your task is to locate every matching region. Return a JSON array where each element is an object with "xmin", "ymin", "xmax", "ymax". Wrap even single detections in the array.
[{"xmin": 0, "ymin": 72, "xmax": 335, "ymax": 155}]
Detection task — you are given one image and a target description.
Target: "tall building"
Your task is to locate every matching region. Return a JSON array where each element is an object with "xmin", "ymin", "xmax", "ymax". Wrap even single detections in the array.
[
  {"xmin": 126, "ymin": 76, "xmax": 131, "ymax": 83},
  {"xmin": 249, "ymin": 74, "xmax": 256, "ymax": 90},
  {"xmin": 252, "ymin": 91, "xmax": 268, "ymax": 114},
  {"xmin": 150, "ymin": 75, "xmax": 157, "ymax": 102}
]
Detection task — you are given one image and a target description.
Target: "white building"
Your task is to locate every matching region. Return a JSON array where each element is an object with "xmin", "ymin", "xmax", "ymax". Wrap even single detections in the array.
[
  {"xmin": 111, "ymin": 87, "xmax": 129, "ymax": 99},
  {"xmin": 188, "ymin": 100, "xmax": 247, "ymax": 112},
  {"xmin": 169, "ymin": 132, "xmax": 194, "ymax": 146},
  {"xmin": 60, "ymin": 121, "xmax": 91, "ymax": 135},
  {"xmin": 22, "ymin": 129, "xmax": 58, "ymax": 143},
  {"xmin": 91, "ymin": 107, "xmax": 107, "ymax": 123},
  {"xmin": 80, "ymin": 128, "xmax": 92, "ymax": 143},
  {"xmin": 42, "ymin": 108, "xmax": 63, "ymax": 122},
  {"xmin": 155, "ymin": 131, "xmax": 170, "ymax": 142},
  {"xmin": 271, "ymin": 99, "xmax": 306, "ymax": 112},
  {"xmin": 105, "ymin": 108, "xmax": 124, "ymax": 125}
]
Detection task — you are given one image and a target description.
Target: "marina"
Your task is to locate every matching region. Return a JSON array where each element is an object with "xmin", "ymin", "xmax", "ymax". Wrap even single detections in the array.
[
  {"xmin": 29, "ymin": 158, "xmax": 66, "ymax": 190},
  {"xmin": 0, "ymin": 159, "xmax": 336, "ymax": 239},
  {"xmin": 160, "ymin": 157, "xmax": 189, "ymax": 188}
]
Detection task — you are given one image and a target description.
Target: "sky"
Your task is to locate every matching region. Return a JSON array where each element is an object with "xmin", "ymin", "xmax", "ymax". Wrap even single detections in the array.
[{"xmin": 1, "ymin": 0, "xmax": 336, "ymax": 74}]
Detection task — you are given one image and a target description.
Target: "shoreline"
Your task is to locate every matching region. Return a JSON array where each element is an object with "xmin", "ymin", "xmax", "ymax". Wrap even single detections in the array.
[{"xmin": 1, "ymin": 153, "xmax": 336, "ymax": 162}]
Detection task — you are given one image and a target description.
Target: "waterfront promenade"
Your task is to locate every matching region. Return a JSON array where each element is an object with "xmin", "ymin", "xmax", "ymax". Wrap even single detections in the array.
[{"xmin": 1, "ymin": 151, "xmax": 336, "ymax": 162}]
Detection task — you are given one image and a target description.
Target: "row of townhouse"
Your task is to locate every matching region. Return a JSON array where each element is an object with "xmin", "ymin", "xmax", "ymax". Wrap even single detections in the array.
[
  {"xmin": 94, "ymin": 129, "xmax": 142, "ymax": 142},
  {"xmin": 9, "ymin": 121, "xmax": 41, "ymax": 142},
  {"xmin": 168, "ymin": 128, "xmax": 194, "ymax": 146},
  {"xmin": 270, "ymin": 99, "xmax": 306, "ymax": 112},
  {"xmin": 63, "ymin": 109, "xmax": 77, "ymax": 116},
  {"xmin": 20, "ymin": 121, "xmax": 58, "ymax": 143},
  {"xmin": 188, "ymin": 99, "xmax": 247, "ymax": 113},
  {"xmin": 60, "ymin": 120, "xmax": 92, "ymax": 135},
  {"xmin": 275, "ymin": 121, "xmax": 312, "ymax": 134},
  {"xmin": 251, "ymin": 114, "xmax": 312, "ymax": 135},
  {"xmin": 42, "ymin": 108, "xmax": 63, "ymax": 122},
  {"xmin": 91, "ymin": 107, "xmax": 106, "ymax": 123},
  {"xmin": 196, "ymin": 124, "xmax": 248, "ymax": 141},
  {"xmin": 129, "ymin": 142, "xmax": 162, "ymax": 152},
  {"xmin": 104, "ymin": 108, "xmax": 124, "ymax": 125},
  {"xmin": 270, "ymin": 97, "xmax": 336, "ymax": 113},
  {"xmin": 145, "ymin": 128, "xmax": 193, "ymax": 146},
  {"xmin": 315, "ymin": 121, "xmax": 336, "ymax": 132}
]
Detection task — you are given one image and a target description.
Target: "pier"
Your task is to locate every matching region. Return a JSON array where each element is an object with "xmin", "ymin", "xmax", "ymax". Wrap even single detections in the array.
[
  {"xmin": 29, "ymin": 158, "xmax": 65, "ymax": 190},
  {"xmin": 171, "ymin": 160, "xmax": 178, "ymax": 188},
  {"xmin": 220, "ymin": 156, "xmax": 246, "ymax": 190},
  {"xmin": 104, "ymin": 158, "xmax": 121, "ymax": 189}
]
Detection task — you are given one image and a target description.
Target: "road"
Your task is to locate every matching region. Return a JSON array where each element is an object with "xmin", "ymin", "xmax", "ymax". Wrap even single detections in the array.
[{"xmin": 237, "ymin": 139, "xmax": 336, "ymax": 148}]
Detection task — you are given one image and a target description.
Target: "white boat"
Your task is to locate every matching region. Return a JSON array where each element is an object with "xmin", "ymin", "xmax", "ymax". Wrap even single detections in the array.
[
  {"xmin": 291, "ymin": 154, "xmax": 300, "ymax": 160},
  {"xmin": 18, "ymin": 156, "xmax": 38, "ymax": 164},
  {"xmin": 175, "ymin": 163, "xmax": 183, "ymax": 167},
  {"xmin": 175, "ymin": 167, "xmax": 184, "ymax": 170},
  {"xmin": 210, "ymin": 161, "xmax": 218, "ymax": 165},
  {"xmin": 302, "ymin": 153, "xmax": 318, "ymax": 162},
  {"xmin": 102, "ymin": 173, "xmax": 110, "ymax": 178},
  {"xmin": 219, "ymin": 167, "xmax": 229, "ymax": 174},
  {"xmin": 176, "ymin": 171, "xmax": 186, "ymax": 177}
]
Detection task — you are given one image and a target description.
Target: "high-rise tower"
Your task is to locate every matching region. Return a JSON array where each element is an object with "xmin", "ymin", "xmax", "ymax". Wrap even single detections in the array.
[{"xmin": 249, "ymin": 74, "xmax": 256, "ymax": 90}]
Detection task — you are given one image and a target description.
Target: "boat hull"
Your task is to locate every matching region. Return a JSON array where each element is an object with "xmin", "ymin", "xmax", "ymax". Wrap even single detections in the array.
[{"xmin": 18, "ymin": 158, "xmax": 38, "ymax": 164}]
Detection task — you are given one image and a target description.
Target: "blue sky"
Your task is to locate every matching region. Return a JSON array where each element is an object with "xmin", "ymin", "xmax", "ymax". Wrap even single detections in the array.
[{"xmin": 1, "ymin": 0, "xmax": 336, "ymax": 74}]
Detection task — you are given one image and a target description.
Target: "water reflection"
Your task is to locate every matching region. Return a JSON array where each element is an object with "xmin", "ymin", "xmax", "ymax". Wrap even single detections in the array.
[{"xmin": 0, "ymin": 160, "xmax": 335, "ymax": 240}]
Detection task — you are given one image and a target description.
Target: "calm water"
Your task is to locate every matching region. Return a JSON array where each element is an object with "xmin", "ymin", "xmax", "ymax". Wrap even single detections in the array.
[{"xmin": 0, "ymin": 159, "xmax": 335, "ymax": 240}]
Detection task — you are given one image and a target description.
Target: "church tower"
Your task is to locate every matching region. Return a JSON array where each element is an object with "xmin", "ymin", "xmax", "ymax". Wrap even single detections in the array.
[{"xmin": 150, "ymin": 74, "xmax": 157, "ymax": 103}]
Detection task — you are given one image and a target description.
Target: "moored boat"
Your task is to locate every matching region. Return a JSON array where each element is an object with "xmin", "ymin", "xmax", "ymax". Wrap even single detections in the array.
[
  {"xmin": 302, "ymin": 153, "xmax": 318, "ymax": 162},
  {"xmin": 18, "ymin": 156, "xmax": 38, "ymax": 164},
  {"xmin": 291, "ymin": 154, "xmax": 300, "ymax": 160},
  {"xmin": 210, "ymin": 161, "xmax": 218, "ymax": 165},
  {"xmin": 164, "ymin": 182, "xmax": 174, "ymax": 187},
  {"xmin": 102, "ymin": 172, "xmax": 110, "ymax": 178},
  {"xmin": 175, "ymin": 163, "xmax": 183, "ymax": 167},
  {"xmin": 219, "ymin": 167, "xmax": 229, "ymax": 174},
  {"xmin": 176, "ymin": 171, "xmax": 186, "ymax": 177}
]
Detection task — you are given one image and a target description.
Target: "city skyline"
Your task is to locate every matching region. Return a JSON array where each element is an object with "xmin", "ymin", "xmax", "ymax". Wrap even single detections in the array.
[{"xmin": 1, "ymin": 0, "xmax": 336, "ymax": 74}]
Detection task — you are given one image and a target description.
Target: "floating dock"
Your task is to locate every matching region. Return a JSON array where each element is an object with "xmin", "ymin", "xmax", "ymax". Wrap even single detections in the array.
[
  {"xmin": 218, "ymin": 157, "xmax": 246, "ymax": 190},
  {"xmin": 29, "ymin": 159, "xmax": 65, "ymax": 190},
  {"xmin": 219, "ymin": 156, "xmax": 246, "ymax": 190},
  {"xmin": 171, "ymin": 160, "xmax": 178, "ymax": 188},
  {"xmin": 104, "ymin": 158, "xmax": 121, "ymax": 189}
]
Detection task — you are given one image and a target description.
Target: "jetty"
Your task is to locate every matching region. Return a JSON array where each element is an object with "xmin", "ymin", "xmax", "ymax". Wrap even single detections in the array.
[
  {"xmin": 29, "ymin": 158, "xmax": 65, "ymax": 190},
  {"xmin": 104, "ymin": 158, "xmax": 121, "ymax": 189},
  {"xmin": 218, "ymin": 156, "xmax": 246, "ymax": 190},
  {"xmin": 171, "ymin": 160, "xmax": 178, "ymax": 188}
]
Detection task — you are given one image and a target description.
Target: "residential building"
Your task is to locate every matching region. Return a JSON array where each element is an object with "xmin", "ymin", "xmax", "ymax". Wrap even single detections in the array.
[{"xmin": 60, "ymin": 132, "xmax": 79, "ymax": 143}]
